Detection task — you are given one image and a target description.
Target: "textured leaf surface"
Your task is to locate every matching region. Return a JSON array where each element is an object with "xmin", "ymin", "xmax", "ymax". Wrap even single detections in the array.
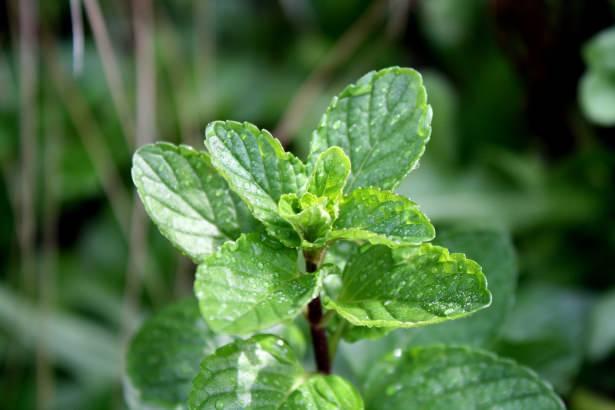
[
  {"xmin": 310, "ymin": 67, "xmax": 432, "ymax": 192},
  {"xmin": 205, "ymin": 121, "xmax": 306, "ymax": 246},
  {"xmin": 125, "ymin": 298, "xmax": 231, "ymax": 409},
  {"xmin": 328, "ymin": 188, "xmax": 434, "ymax": 247},
  {"xmin": 194, "ymin": 233, "xmax": 319, "ymax": 335},
  {"xmin": 189, "ymin": 335, "xmax": 362, "ymax": 409},
  {"xmin": 279, "ymin": 193, "xmax": 333, "ymax": 245},
  {"xmin": 281, "ymin": 375, "xmax": 364, "ymax": 410},
  {"xmin": 404, "ymin": 229, "xmax": 517, "ymax": 347},
  {"xmin": 132, "ymin": 143, "xmax": 256, "ymax": 263},
  {"xmin": 324, "ymin": 244, "xmax": 491, "ymax": 328},
  {"xmin": 364, "ymin": 345, "xmax": 564, "ymax": 409},
  {"xmin": 306, "ymin": 146, "xmax": 351, "ymax": 203}
]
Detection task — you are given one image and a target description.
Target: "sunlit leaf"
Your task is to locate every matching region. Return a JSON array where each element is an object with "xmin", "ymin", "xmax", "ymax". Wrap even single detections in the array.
[
  {"xmin": 310, "ymin": 67, "xmax": 432, "ymax": 192},
  {"xmin": 194, "ymin": 233, "xmax": 320, "ymax": 335},
  {"xmin": 306, "ymin": 146, "xmax": 351, "ymax": 203},
  {"xmin": 324, "ymin": 244, "xmax": 491, "ymax": 328},
  {"xmin": 132, "ymin": 143, "xmax": 257, "ymax": 263},
  {"xmin": 205, "ymin": 120, "xmax": 306, "ymax": 246},
  {"xmin": 188, "ymin": 335, "xmax": 363, "ymax": 409},
  {"xmin": 327, "ymin": 188, "xmax": 434, "ymax": 247},
  {"xmin": 278, "ymin": 192, "xmax": 333, "ymax": 245}
]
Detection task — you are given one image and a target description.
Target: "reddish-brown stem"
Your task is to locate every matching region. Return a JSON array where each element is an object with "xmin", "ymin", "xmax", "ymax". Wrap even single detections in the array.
[{"xmin": 305, "ymin": 251, "xmax": 331, "ymax": 374}]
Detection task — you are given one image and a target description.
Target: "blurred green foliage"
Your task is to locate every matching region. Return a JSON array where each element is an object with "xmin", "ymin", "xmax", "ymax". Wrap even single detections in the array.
[{"xmin": 1, "ymin": 0, "xmax": 615, "ymax": 409}]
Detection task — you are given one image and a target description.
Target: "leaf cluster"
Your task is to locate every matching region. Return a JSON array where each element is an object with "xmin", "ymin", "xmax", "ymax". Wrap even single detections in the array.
[{"xmin": 126, "ymin": 67, "xmax": 564, "ymax": 409}]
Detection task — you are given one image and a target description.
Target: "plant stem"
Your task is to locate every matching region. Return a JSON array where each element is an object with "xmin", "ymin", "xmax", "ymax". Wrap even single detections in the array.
[{"xmin": 304, "ymin": 250, "xmax": 331, "ymax": 374}]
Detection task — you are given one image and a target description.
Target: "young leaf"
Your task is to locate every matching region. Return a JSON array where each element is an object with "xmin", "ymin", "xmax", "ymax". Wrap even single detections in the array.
[
  {"xmin": 125, "ymin": 298, "xmax": 231, "ymax": 410},
  {"xmin": 310, "ymin": 67, "xmax": 432, "ymax": 193},
  {"xmin": 205, "ymin": 120, "xmax": 306, "ymax": 246},
  {"xmin": 278, "ymin": 193, "xmax": 333, "ymax": 245},
  {"xmin": 327, "ymin": 188, "xmax": 435, "ymax": 247},
  {"xmin": 194, "ymin": 233, "xmax": 320, "ymax": 335},
  {"xmin": 324, "ymin": 244, "xmax": 491, "ymax": 328},
  {"xmin": 188, "ymin": 335, "xmax": 363, "ymax": 409},
  {"xmin": 132, "ymin": 143, "xmax": 257, "ymax": 263},
  {"xmin": 364, "ymin": 345, "xmax": 564, "ymax": 409},
  {"xmin": 306, "ymin": 146, "xmax": 351, "ymax": 203}
]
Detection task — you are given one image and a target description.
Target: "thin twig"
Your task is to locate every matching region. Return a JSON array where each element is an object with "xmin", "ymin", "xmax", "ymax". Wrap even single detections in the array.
[
  {"xmin": 45, "ymin": 45, "xmax": 131, "ymax": 238},
  {"xmin": 17, "ymin": 0, "xmax": 37, "ymax": 295},
  {"xmin": 37, "ymin": 84, "xmax": 62, "ymax": 410},
  {"xmin": 274, "ymin": 0, "xmax": 387, "ymax": 145},
  {"xmin": 69, "ymin": 0, "xmax": 84, "ymax": 74},
  {"xmin": 18, "ymin": 1, "xmax": 48, "ymax": 407},
  {"xmin": 122, "ymin": 0, "xmax": 157, "ymax": 342},
  {"xmin": 82, "ymin": 0, "xmax": 134, "ymax": 146}
]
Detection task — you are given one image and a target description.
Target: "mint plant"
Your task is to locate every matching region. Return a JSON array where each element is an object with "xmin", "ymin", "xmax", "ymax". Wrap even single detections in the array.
[{"xmin": 125, "ymin": 67, "xmax": 565, "ymax": 409}]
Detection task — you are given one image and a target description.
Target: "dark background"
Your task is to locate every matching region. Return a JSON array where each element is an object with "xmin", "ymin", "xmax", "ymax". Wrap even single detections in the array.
[{"xmin": 1, "ymin": 0, "xmax": 614, "ymax": 409}]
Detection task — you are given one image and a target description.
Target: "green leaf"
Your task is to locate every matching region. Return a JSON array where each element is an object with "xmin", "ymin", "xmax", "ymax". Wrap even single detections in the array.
[
  {"xmin": 364, "ymin": 345, "xmax": 564, "ymax": 409},
  {"xmin": 281, "ymin": 374, "xmax": 364, "ymax": 409},
  {"xmin": 579, "ymin": 71, "xmax": 615, "ymax": 126},
  {"xmin": 327, "ymin": 188, "xmax": 435, "ymax": 247},
  {"xmin": 278, "ymin": 193, "xmax": 333, "ymax": 245},
  {"xmin": 205, "ymin": 120, "xmax": 307, "ymax": 246},
  {"xmin": 324, "ymin": 244, "xmax": 491, "ymax": 328},
  {"xmin": 583, "ymin": 26, "xmax": 615, "ymax": 74},
  {"xmin": 404, "ymin": 229, "xmax": 517, "ymax": 347},
  {"xmin": 588, "ymin": 290, "xmax": 615, "ymax": 361},
  {"xmin": 194, "ymin": 233, "xmax": 320, "ymax": 335},
  {"xmin": 125, "ymin": 298, "xmax": 231, "ymax": 410},
  {"xmin": 496, "ymin": 284, "xmax": 592, "ymax": 393},
  {"xmin": 132, "ymin": 142, "xmax": 257, "ymax": 263},
  {"xmin": 310, "ymin": 67, "xmax": 432, "ymax": 192},
  {"xmin": 333, "ymin": 230, "xmax": 516, "ymax": 379},
  {"xmin": 306, "ymin": 146, "xmax": 351, "ymax": 204},
  {"xmin": 188, "ymin": 335, "xmax": 363, "ymax": 409}
]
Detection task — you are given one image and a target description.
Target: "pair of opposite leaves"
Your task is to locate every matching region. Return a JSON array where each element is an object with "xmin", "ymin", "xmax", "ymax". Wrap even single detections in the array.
[{"xmin": 132, "ymin": 67, "xmax": 491, "ymax": 337}]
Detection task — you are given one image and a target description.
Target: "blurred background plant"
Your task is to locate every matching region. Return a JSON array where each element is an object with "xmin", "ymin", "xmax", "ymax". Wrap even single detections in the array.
[{"xmin": 0, "ymin": 0, "xmax": 614, "ymax": 409}]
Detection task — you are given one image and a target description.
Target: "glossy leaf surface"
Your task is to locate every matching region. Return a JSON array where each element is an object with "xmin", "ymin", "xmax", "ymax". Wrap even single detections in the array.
[
  {"xmin": 132, "ymin": 143, "xmax": 256, "ymax": 263},
  {"xmin": 364, "ymin": 345, "xmax": 564, "ymax": 409},
  {"xmin": 310, "ymin": 67, "xmax": 432, "ymax": 192},
  {"xmin": 328, "ymin": 188, "xmax": 434, "ymax": 247},
  {"xmin": 189, "ymin": 335, "xmax": 363, "ymax": 409},
  {"xmin": 205, "ymin": 121, "xmax": 306, "ymax": 246},
  {"xmin": 324, "ymin": 244, "xmax": 491, "ymax": 328},
  {"xmin": 194, "ymin": 233, "xmax": 319, "ymax": 335}
]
